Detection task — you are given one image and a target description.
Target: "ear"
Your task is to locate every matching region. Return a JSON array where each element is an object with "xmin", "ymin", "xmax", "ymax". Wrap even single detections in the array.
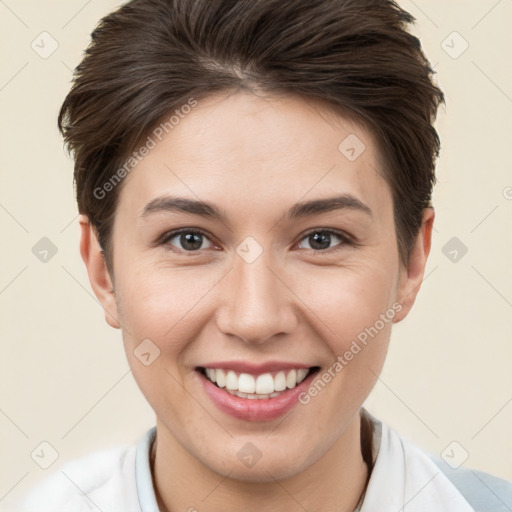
[
  {"xmin": 79, "ymin": 214, "xmax": 121, "ymax": 329},
  {"xmin": 393, "ymin": 208, "xmax": 435, "ymax": 323}
]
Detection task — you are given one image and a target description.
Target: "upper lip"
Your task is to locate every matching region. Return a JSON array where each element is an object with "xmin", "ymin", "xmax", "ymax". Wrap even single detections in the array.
[{"xmin": 196, "ymin": 361, "xmax": 316, "ymax": 374}]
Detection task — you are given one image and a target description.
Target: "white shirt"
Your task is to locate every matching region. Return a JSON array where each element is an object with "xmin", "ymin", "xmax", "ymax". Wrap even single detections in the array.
[{"xmin": 8, "ymin": 410, "xmax": 512, "ymax": 512}]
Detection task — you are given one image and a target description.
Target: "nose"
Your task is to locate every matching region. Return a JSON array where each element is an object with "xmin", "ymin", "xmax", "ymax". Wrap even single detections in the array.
[{"xmin": 215, "ymin": 247, "xmax": 298, "ymax": 345}]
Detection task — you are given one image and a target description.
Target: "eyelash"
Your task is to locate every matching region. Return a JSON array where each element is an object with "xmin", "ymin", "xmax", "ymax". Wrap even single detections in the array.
[{"xmin": 159, "ymin": 227, "xmax": 355, "ymax": 254}]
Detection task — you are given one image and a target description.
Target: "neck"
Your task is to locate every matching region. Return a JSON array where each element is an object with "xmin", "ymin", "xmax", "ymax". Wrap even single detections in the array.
[{"xmin": 151, "ymin": 411, "xmax": 371, "ymax": 512}]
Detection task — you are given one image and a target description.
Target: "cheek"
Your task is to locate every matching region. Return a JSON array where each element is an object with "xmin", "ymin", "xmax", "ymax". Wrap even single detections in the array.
[
  {"xmin": 295, "ymin": 263, "xmax": 399, "ymax": 344},
  {"xmin": 115, "ymin": 264, "xmax": 222, "ymax": 350},
  {"xmin": 114, "ymin": 268, "xmax": 200, "ymax": 418}
]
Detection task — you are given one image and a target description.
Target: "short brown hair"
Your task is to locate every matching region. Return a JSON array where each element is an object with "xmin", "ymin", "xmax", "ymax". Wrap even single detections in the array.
[{"xmin": 58, "ymin": 0, "xmax": 444, "ymax": 274}]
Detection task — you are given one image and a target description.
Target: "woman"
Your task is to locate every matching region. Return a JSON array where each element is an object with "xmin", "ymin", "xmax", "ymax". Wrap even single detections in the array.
[{"xmin": 15, "ymin": 0, "xmax": 512, "ymax": 511}]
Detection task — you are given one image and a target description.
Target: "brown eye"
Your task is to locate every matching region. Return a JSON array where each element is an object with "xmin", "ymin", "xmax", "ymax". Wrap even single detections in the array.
[
  {"xmin": 162, "ymin": 230, "xmax": 213, "ymax": 252},
  {"xmin": 298, "ymin": 230, "xmax": 349, "ymax": 251}
]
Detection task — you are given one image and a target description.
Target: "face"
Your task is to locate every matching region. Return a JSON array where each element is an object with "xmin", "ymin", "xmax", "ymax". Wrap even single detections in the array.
[{"xmin": 81, "ymin": 90, "xmax": 432, "ymax": 482}]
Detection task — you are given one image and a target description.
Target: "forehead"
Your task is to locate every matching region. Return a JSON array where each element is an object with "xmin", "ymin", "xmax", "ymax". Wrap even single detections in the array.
[{"xmin": 116, "ymin": 91, "xmax": 391, "ymax": 223}]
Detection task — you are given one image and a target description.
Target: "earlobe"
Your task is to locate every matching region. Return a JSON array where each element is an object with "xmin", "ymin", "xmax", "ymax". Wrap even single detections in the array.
[
  {"xmin": 393, "ymin": 208, "xmax": 435, "ymax": 323},
  {"xmin": 78, "ymin": 214, "xmax": 121, "ymax": 329}
]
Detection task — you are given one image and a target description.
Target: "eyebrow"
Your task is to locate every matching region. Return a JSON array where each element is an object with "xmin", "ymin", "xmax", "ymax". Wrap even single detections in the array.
[{"xmin": 140, "ymin": 194, "xmax": 373, "ymax": 222}]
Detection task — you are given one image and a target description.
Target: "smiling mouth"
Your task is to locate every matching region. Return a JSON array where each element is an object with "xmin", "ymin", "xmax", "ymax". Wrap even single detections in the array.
[{"xmin": 196, "ymin": 366, "xmax": 321, "ymax": 400}]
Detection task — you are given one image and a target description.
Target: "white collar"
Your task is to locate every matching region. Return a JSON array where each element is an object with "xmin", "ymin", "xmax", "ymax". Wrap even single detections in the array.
[{"xmin": 360, "ymin": 410, "xmax": 474, "ymax": 511}]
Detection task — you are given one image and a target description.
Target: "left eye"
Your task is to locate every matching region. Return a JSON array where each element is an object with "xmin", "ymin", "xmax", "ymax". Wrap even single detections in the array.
[
  {"xmin": 298, "ymin": 230, "xmax": 348, "ymax": 251},
  {"xmin": 163, "ymin": 230, "xmax": 213, "ymax": 251}
]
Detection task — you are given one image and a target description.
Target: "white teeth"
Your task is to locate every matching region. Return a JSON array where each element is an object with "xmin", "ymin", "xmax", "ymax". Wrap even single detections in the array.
[
  {"xmin": 238, "ymin": 373, "xmax": 256, "ymax": 393},
  {"xmin": 203, "ymin": 367, "xmax": 312, "ymax": 396},
  {"xmin": 286, "ymin": 369, "xmax": 297, "ymax": 389},
  {"xmin": 226, "ymin": 389, "xmax": 270, "ymax": 399},
  {"xmin": 255, "ymin": 373, "xmax": 274, "ymax": 394},
  {"xmin": 274, "ymin": 371, "xmax": 287, "ymax": 391},
  {"xmin": 297, "ymin": 369, "xmax": 309, "ymax": 383},
  {"xmin": 226, "ymin": 370, "xmax": 238, "ymax": 390},
  {"xmin": 215, "ymin": 368, "xmax": 226, "ymax": 388}
]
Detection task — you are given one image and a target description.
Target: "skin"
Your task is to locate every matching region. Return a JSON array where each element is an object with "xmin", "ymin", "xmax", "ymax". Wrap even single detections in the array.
[{"xmin": 79, "ymin": 90, "xmax": 433, "ymax": 512}]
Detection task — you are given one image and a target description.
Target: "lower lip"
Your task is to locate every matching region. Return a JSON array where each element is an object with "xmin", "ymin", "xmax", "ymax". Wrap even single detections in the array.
[{"xmin": 197, "ymin": 369, "xmax": 318, "ymax": 422}]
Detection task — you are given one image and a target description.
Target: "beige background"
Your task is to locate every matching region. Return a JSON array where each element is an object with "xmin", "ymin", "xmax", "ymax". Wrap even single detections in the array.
[{"xmin": 1, "ymin": 0, "xmax": 511, "ymax": 507}]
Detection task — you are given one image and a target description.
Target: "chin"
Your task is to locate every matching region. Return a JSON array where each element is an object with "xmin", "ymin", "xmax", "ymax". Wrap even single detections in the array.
[{"xmin": 200, "ymin": 443, "xmax": 314, "ymax": 483}]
